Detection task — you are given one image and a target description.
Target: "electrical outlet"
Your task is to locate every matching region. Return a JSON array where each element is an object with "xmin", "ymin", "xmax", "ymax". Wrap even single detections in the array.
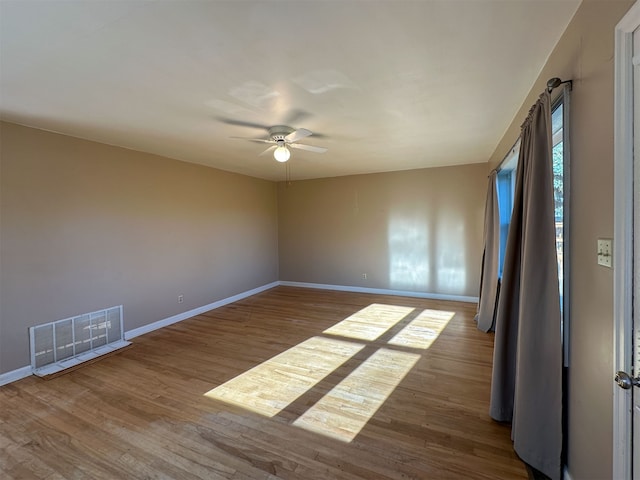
[
  {"xmin": 178, "ymin": 294, "xmax": 184, "ymax": 303},
  {"xmin": 362, "ymin": 273, "xmax": 367, "ymax": 280},
  {"xmin": 597, "ymin": 239, "xmax": 613, "ymax": 268}
]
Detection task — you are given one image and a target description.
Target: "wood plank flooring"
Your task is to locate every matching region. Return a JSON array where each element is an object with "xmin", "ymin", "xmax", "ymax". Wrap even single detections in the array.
[{"xmin": 0, "ymin": 286, "xmax": 527, "ymax": 479}]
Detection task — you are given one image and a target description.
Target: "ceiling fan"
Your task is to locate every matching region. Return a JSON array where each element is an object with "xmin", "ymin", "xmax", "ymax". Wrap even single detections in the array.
[{"xmin": 231, "ymin": 125, "xmax": 328, "ymax": 162}]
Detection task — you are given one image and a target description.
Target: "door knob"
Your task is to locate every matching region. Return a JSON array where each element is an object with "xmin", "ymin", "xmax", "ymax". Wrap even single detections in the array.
[{"xmin": 615, "ymin": 371, "xmax": 640, "ymax": 389}]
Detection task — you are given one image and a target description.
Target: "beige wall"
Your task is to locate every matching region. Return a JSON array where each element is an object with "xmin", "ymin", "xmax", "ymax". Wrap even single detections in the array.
[
  {"xmin": 488, "ymin": 1, "xmax": 635, "ymax": 478},
  {"xmin": 278, "ymin": 164, "xmax": 486, "ymax": 298},
  {"xmin": 0, "ymin": 122, "xmax": 279, "ymax": 374}
]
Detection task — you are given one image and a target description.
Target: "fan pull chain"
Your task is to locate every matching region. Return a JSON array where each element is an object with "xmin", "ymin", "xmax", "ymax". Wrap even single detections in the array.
[{"xmin": 285, "ymin": 161, "xmax": 292, "ymax": 187}]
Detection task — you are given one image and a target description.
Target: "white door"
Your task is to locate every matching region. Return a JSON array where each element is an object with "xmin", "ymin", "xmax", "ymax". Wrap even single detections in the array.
[
  {"xmin": 635, "ymin": 22, "xmax": 640, "ymax": 477},
  {"xmin": 613, "ymin": 3, "xmax": 640, "ymax": 479}
]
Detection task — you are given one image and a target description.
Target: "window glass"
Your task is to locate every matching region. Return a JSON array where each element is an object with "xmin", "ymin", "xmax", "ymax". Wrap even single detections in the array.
[
  {"xmin": 552, "ymin": 91, "xmax": 570, "ymax": 368},
  {"xmin": 496, "ymin": 143, "xmax": 519, "ymax": 278},
  {"xmin": 551, "ymin": 103, "xmax": 564, "ymax": 306}
]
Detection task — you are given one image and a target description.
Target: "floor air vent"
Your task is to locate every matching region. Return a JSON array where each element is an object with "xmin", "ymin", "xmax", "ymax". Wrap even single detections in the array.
[{"xmin": 29, "ymin": 305, "xmax": 130, "ymax": 377}]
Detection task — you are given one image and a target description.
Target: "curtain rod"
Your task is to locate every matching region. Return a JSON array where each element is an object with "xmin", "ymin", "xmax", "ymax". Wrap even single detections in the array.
[
  {"xmin": 546, "ymin": 77, "xmax": 572, "ymax": 93},
  {"xmin": 491, "ymin": 77, "xmax": 571, "ymax": 176}
]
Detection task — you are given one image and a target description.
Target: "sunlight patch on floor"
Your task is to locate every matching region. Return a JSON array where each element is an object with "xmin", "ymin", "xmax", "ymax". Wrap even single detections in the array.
[
  {"xmin": 388, "ymin": 309, "xmax": 455, "ymax": 349},
  {"xmin": 204, "ymin": 303, "xmax": 455, "ymax": 443},
  {"xmin": 322, "ymin": 303, "xmax": 415, "ymax": 341},
  {"xmin": 292, "ymin": 348, "xmax": 420, "ymax": 442},
  {"xmin": 204, "ymin": 336, "xmax": 364, "ymax": 417}
]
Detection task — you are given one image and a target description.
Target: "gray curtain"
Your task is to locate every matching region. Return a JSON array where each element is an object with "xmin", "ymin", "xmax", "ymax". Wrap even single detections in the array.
[
  {"xmin": 489, "ymin": 91, "xmax": 562, "ymax": 480},
  {"xmin": 475, "ymin": 171, "xmax": 500, "ymax": 332}
]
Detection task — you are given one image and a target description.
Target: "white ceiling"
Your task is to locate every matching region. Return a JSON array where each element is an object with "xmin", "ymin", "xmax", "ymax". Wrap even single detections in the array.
[{"xmin": 0, "ymin": 1, "xmax": 580, "ymax": 181}]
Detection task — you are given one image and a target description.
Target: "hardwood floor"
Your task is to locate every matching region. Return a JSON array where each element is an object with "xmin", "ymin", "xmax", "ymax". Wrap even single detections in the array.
[{"xmin": 0, "ymin": 287, "xmax": 527, "ymax": 479}]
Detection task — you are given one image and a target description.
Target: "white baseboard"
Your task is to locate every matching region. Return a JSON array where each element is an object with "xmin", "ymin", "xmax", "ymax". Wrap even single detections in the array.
[
  {"xmin": 0, "ymin": 365, "xmax": 32, "ymax": 386},
  {"xmin": 278, "ymin": 281, "xmax": 479, "ymax": 303},
  {"xmin": 125, "ymin": 281, "xmax": 279, "ymax": 340},
  {"xmin": 1, "ymin": 280, "xmax": 474, "ymax": 387},
  {"xmin": 0, "ymin": 282, "xmax": 280, "ymax": 387}
]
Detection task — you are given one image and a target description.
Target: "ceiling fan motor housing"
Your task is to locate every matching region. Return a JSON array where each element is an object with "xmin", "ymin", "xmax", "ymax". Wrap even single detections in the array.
[{"xmin": 269, "ymin": 126, "xmax": 294, "ymax": 141}]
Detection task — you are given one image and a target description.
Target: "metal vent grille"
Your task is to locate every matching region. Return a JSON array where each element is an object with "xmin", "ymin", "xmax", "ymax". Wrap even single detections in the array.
[{"xmin": 29, "ymin": 306, "xmax": 130, "ymax": 376}]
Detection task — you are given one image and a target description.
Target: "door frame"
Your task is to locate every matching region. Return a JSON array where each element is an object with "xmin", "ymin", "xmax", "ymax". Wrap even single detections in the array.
[{"xmin": 613, "ymin": 2, "xmax": 640, "ymax": 479}]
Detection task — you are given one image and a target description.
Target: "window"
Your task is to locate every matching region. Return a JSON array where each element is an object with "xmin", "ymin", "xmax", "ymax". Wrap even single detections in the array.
[
  {"xmin": 552, "ymin": 90, "xmax": 570, "ymax": 367},
  {"xmin": 552, "ymin": 103, "xmax": 564, "ymax": 299},
  {"xmin": 496, "ymin": 142, "xmax": 519, "ymax": 278}
]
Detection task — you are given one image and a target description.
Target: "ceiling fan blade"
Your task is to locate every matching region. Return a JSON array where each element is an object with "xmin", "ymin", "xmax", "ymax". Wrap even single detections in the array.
[
  {"xmin": 217, "ymin": 117, "xmax": 270, "ymax": 131},
  {"xmin": 285, "ymin": 128, "xmax": 313, "ymax": 143},
  {"xmin": 259, "ymin": 145, "xmax": 278, "ymax": 156},
  {"xmin": 305, "ymin": 131, "xmax": 329, "ymax": 139},
  {"xmin": 229, "ymin": 136, "xmax": 274, "ymax": 144},
  {"xmin": 289, "ymin": 143, "xmax": 328, "ymax": 154},
  {"xmin": 283, "ymin": 109, "xmax": 311, "ymax": 126}
]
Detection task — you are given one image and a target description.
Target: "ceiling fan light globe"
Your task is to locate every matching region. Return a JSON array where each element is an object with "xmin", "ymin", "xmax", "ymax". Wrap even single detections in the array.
[{"xmin": 274, "ymin": 146, "xmax": 290, "ymax": 162}]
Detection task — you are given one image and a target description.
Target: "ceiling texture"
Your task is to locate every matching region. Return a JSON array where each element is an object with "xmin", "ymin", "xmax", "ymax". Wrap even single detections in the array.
[{"xmin": 0, "ymin": 1, "xmax": 581, "ymax": 181}]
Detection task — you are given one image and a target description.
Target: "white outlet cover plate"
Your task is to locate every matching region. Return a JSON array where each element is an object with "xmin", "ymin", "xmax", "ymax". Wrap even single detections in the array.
[{"xmin": 597, "ymin": 238, "xmax": 612, "ymax": 268}]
